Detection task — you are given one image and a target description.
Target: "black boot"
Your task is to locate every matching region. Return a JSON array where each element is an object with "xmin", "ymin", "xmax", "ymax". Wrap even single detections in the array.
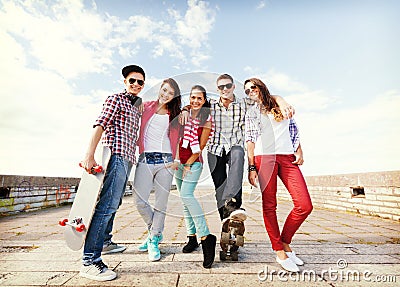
[
  {"xmin": 201, "ymin": 234, "xmax": 216, "ymax": 268},
  {"xmin": 182, "ymin": 235, "xmax": 199, "ymax": 253}
]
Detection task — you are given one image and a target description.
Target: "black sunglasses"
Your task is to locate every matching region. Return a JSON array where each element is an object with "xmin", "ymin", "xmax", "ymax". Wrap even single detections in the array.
[
  {"xmin": 244, "ymin": 85, "xmax": 257, "ymax": 95},
  {"xmin": 217, "ymin": 83, "xmax": 233, "ymax": 90},
  {"xmin": 128, "ymin": 78, "xmax": 144, "ymax": 86}
]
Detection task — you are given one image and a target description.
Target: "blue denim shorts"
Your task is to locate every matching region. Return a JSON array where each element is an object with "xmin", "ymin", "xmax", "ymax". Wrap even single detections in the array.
[{"xmin": 138, "ymin": 152, "xmax": 173, "ymax": 164}]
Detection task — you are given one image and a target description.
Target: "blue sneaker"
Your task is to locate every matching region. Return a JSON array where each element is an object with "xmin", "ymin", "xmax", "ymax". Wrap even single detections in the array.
[
  {"xmin": 137, "ymin": 235, "xmax": 149, "ymax": 252},
  {"xmin": 148, "ymin": 234, "xmax": 162, "ymax": 261},
  {"xmin": 138, "ymin": 233, "xmax": 163, "ymax": 252}
]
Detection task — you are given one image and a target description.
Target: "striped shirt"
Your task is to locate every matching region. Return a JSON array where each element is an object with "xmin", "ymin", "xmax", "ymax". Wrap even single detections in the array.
[
  {"xmin": 207, "ymin": 96, "xmax": 255, "ymax": 156},
  {"xmin": 94, "ymin": 90, "xmax": 141, "ymax": 164},
  {"xmin": 245, "ymin": 104, "xmax": 300, "ymax": 153}
]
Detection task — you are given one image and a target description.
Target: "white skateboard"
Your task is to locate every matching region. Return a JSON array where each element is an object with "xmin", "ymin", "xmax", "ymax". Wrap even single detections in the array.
[{"xmin": 59, "ymin": 146, "xmax": 111, "ymax": 251}]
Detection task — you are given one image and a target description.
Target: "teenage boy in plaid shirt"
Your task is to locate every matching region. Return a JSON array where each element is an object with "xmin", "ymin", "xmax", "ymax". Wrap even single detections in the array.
[
  {"xmin": 79, "ymin": 65, "xmax": 145, "ymax": 281},
  {"xmin": 207, "ymin": 74, "xmax": 294, "ymax": 221}
]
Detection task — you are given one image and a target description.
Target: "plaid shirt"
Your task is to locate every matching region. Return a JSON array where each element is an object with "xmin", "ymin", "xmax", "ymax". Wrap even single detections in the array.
[
  {"xmin": 245, "ymin": 104, "xmax": 300, "ymax": 152},
  {"xmin": 207, "ymin": 96, "xmax": 255, "ymax": 156},
  {"xmin": 94, "ymin": 90, "xmax": 141, "ymax": 164}
]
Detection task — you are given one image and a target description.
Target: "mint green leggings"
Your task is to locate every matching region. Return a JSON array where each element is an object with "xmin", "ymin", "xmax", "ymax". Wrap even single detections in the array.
[{"xmin": 175, "ymin": 162, "xmax": 210, "ymax": 238}]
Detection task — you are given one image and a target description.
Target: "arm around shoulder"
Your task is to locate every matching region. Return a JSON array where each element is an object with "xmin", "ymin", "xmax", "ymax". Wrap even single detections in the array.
[{"xmin": 272, "ymin": 95, "xmax": 295, "ymax": 118}]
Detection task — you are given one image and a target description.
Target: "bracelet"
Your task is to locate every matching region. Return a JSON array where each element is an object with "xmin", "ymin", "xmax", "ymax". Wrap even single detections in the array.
[
  {"xmin": 248, "ymin": 165, "xmax": 257, "ymax": 172},
  {"xmin": 174, "ymin": 159, "xmax": 180, "ymax": 163}
]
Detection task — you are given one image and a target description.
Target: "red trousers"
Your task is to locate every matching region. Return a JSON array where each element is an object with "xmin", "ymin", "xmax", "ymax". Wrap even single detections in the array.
[{"xmin": 255, "ymin": 154, "xmax": 313, "ymax": 251}]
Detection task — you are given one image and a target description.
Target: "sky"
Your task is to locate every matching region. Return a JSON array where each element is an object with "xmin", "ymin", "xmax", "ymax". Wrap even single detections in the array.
[{"xmin": 1, "ymin": 0, "xmax": 399, "ymax": 180}]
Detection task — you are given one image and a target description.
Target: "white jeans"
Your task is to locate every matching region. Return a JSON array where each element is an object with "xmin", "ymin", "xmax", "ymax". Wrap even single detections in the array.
[{"xmin": 133, "ymin": 158, "xmax": 174, "ymax": 237}]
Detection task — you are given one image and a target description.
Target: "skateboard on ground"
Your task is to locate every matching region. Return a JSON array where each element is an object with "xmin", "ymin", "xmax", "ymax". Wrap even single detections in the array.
[
  {"xmin": 59, "ymin": 146, "xmax": 111, "ymax": 251},
  {"xmin": 220, "ymin": 210, "xmax": 246, "ymax": 261}
]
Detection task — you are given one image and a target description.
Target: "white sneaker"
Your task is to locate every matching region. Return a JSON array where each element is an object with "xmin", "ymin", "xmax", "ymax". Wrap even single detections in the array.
[
  {"xmin": 230, "ymin": 209, "xmax": 247, "ymax": 222},
  {"xmin": 276, "ymin": 256, "xmax": 300, "ymax": 272},
  {"xmin": 79, "ymin": 261, "xmax": 117, "ymax": 281},
  {"xmin": 286, "ymin": 251, "xmax": 304, "ymax": 265}
]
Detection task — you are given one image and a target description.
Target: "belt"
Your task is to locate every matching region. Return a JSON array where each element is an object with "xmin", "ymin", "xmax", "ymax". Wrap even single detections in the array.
[{"xmin": 139, "ymin": 152, "xmax": 173, "ymax": 164}]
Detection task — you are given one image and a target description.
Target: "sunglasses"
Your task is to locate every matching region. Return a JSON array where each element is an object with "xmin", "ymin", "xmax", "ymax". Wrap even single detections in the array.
[
  {"xmin": 128, "ymin": 78, "xmax": 144, "ymax": 86},
  {"xmin": 244, "ymin": 85, "xmax": 257, "ymax": 95},
  {"xmin": 217, "ymin": 83, "xmax": 233, "ymax": 90}
]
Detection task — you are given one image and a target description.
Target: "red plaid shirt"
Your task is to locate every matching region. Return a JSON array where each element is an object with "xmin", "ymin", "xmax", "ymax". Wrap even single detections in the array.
[{"xmin": 94, "ymin": 90, "xmax": 141, "ymax": 164}]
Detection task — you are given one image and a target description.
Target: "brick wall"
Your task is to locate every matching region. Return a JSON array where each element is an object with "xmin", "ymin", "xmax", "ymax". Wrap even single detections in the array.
[
  {"xmin": 0, "ymin": 175, "xmax": 80, "ymax": 215},
  {"xmin": 0, "ymin": 174, "xmax": 136, "ymax": 215},
  {"xmin": 273, "ymin": 170, "xmax": 400, "ymax": 221},
  {"xmin": 2, "ymin": 171, "xmax": 400, "ymax": 220}
]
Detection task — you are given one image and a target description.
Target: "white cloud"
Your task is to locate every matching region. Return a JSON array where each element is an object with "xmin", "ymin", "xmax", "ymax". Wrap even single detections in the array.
[
  {"xmin": 1, "ymin": 0, "xmax": 216, "ymax": 80},
  {"xmin": 1, "ymin": 0, "xmax": 114, "ymax": 78},
  {"xmin": 0, "ymin": 0, "xmax": 218, "ymax": 177},
  {"xmin": 244, "ymin": 67, "xmax": 338, "ymax": 111},
  {"xmin": 256, "ymin": 1, "xmax": 266, "ymax": 10},
  {"xmin": 169, "ymin": 0, "xmax": 216, "ymax": 66},
  {"xmin": 299, "ymin": 90, "xmax": 400, "ymax": 176},
  {"xmin": 243, "ymin": 67, "xmax": 400, "ymax": 176}
]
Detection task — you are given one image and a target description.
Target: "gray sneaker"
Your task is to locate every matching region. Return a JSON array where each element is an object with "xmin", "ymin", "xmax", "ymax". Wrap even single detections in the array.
[
  {"xmin": 80, "ymin": 261, "xmax": 116, "ymax": 281},
  {"xmin": 102, "ymin": 242, "xmax": 126, "ymax": 255}
]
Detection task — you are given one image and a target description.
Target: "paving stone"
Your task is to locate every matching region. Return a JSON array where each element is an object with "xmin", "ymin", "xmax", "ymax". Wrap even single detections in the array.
[
  {"xmin": 116, "ymin": 261, "xmax": 211, "ymax": 274},
  {"xmin": 299, "ymin": 254, "xmax": 400, "ymax": 264},
  {"xmin": 178, "ymin": 273, "xmax": 331, "ymax": 286},
  {"xmin": 0, "ymin": 260, "xmax": 82, "ymax": 272},
  {"xmin": 103, "ymin": 252, "xmax": 174, "ymax": 262},
  {"xmin": 0, "ymin": 271, "xmax": 74, "ymax": 285},
  {"xmin": 299, "ymin": 263, "xmax": 400, "ymax": 274},
  {"xmin": 345, "ymin": 234, "xmax": 393, "ymax": 244},
  {"xmin": 0, "ymin": 189, "xmax": 399, "ymax": 286},
  {"xmin": 65, "ymin": 273, "xmax": 178, "ymax": 287},
  {"xmin": 0, "ymin": 252, "xmax": 81, "ymax": 262}
]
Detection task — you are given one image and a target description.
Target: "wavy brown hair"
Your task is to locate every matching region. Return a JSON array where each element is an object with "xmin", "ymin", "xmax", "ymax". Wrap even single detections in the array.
[
  {"xmin": 244, "ymin": 78, "xmax": 283, "ymax": 122},
  {"xmin": 161, "ymin": 78, "xmax": 182, "ymax": 126}
]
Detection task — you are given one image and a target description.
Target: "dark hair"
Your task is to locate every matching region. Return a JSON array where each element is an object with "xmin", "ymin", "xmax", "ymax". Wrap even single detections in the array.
[
  {"xmin": 190, "ymin": 85, "xmax": 211, "ymax": 125},
  {"xmin": 244, "ymin": 78, "xmax": 283, "ymax": 121},
  {"xmin": 122, "ymin": 65, "xmax": 146, "ymax": 80},
  {"xmin": 216, "ymin": 73, "xmax": 233, "ymax": 83},
  {"xmin": 161, "ymin": 78, "xmax": 182, "ymax": 125}
]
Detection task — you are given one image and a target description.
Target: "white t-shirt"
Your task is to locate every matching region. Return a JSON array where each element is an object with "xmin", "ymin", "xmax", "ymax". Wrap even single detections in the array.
[
  {"xmin": 254, "ymin": 114, "xmax": 294, "ymax": 156},
  {"xmin": 144, "ymin": 114, "xmax": 172, "ymax": 153}
]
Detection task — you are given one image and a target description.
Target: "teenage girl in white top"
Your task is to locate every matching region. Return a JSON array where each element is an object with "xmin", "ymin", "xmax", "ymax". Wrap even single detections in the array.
[{"xmin": 244, "ymin": 78, "xmax": 313, "ymax": 272}]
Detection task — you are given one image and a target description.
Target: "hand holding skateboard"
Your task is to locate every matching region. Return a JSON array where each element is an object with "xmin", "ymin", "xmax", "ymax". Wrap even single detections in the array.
[
  {"xmin": 79, "ymin": 162, "xmax": 103, "ymax": 174},
  {"xmin": 60, "ymin": 147, "xmax": 111, "ymax": 251}
]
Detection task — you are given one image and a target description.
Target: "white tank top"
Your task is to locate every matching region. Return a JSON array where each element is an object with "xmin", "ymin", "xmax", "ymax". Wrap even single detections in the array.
[
  {"xmin": 144, "ymin": 114, "xmax": 172, "ymax": 153},
  {"xmin": 254, "ymin": 113, "xmax": 294, "ymax": 156}
]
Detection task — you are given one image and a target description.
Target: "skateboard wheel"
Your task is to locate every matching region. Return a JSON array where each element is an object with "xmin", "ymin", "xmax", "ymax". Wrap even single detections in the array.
[
  {"xmin": 231, "ymin": 251, "xmax": 239, "ymax": 261},
  {"xmin": 221, "ymin": 232, "xmax": 230, "ymax": 244},
  {"xmin": 93, "ymin": 166, "xmax": 103, "ymax": 173},
  {"xmin": 59, "ymin": 218, "xmax": 68, "ymax": 226},
  {"xmin": 220, "ymin": 251, "xmax": 227, "ymax": 261},
  {"xmin": 76, "ymin": 224, "xmax": 85, "ymax": 232},
  {"xmin": 236, "ymin": 235, "xmax": 244, "ymax": 246}
]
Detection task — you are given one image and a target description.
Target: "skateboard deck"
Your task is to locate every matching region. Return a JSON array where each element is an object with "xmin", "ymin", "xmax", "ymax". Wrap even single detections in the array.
[
  {"xmin": 220, "ymin": 211, "xmax": 246, "ymax": 261},
  {"xmin": 59, "ymin": 146, "xmax": 111, "ymax": 251}
]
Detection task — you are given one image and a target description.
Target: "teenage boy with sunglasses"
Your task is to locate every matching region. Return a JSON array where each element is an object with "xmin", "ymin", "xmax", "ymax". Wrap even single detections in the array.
[
  {"xmin": 203, "ymin": 74, "xmax": 293, "ymax": 259},
  {"xmin": 207, "ymin": 73, "xmax": 293, "ymax": 221},
  {"xmin": 79, "ymin": 65, "xmax": 145, "ymax": 281}
]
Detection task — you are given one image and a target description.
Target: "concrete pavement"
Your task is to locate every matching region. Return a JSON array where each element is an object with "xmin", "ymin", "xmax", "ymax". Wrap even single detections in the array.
[{"xmin": 0, "ymin": 187, "xmax": 399, "ymax": 286}]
